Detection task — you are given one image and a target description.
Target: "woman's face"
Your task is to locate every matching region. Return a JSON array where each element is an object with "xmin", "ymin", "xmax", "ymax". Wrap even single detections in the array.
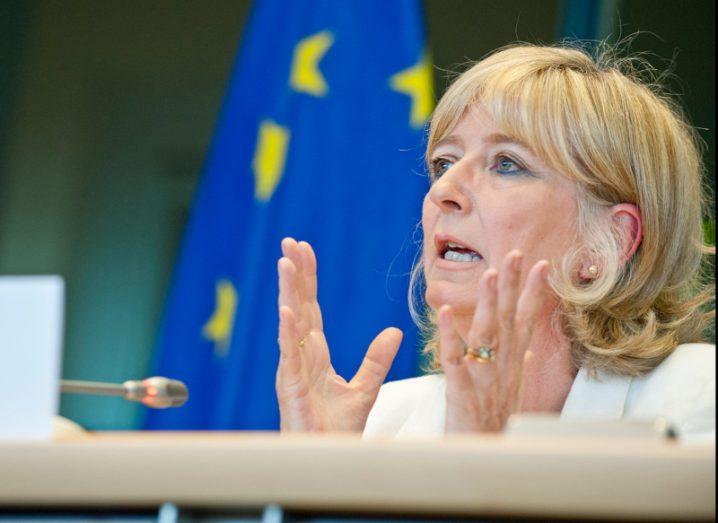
[{"xmin": 422, "ymin": 104, "xmax": 579, "ymax": 316}]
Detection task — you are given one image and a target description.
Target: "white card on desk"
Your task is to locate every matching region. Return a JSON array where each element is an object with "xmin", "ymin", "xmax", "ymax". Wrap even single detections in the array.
[{"xmin": 0, "ymin": 276, "xmax": 64, "ymax": 441}]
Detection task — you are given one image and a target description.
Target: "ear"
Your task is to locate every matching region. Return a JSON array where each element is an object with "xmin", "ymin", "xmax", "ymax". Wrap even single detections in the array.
[
  {"xmin": 610, "ymin": 203, "xmax": 643, "ymax": 263},
  {"xmin": 578, "ymin": 203, "xmax": 642, "ymax": 280}
]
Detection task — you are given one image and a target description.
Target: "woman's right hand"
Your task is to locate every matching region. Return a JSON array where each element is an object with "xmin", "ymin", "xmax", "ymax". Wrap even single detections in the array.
[{"xmin": 276, "ymin": 238, "xmax": 403, "ymax": 433}]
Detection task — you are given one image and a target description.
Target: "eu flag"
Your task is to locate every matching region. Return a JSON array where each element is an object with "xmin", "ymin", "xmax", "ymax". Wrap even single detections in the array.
[{"xmin": 145, "ymin": 0, "xmax": 433, "ymax": 429}]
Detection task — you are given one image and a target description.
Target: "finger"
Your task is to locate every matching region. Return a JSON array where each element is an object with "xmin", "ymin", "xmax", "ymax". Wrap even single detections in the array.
[
  {"xmin": 513, "ymin": 260, "xmax": 550, "ymax": 362},
  {"xmin": 298, "ymin": 241, "xmax": 318, "ymax": 302},
  {"xmin": 277, "ymin": 257, "xmax": 302, "ymax": 321},
  {"xmin": 276, "ymin": 306, "xmax": 305, "ymax": 393},
  {"xmin": 467, "ymin": 268, "xmax": 498, "ymax": 350},
  {"xmin": 512, "ymin": 350, "xmax": 534, "ymax": 412},
  {"xmin": 437, "ymin": 305, "xmax": 475, "ymax": 398},
  {"xmin": 282, "ymin": 237, "xmax": 307, "ymax": 303},
  {"xmin": 282, "ymin": 239, "xmax": 310, "ymax": 338},
  {"xmin": 350, "ymin": 327, "xmax": 402, "ymax": 397},
  {"xmin": 466, "ymin": 269, "xmax": 501, "ymax": 385},
  {"xmin": 439, "ymin": 305, "xmax": 485, "ymax": 432},
  {"xmin": 495, "ymin": 250, "xmax": 523, "ymax": 369},
  {"xmin": 277, "ymin": 306, "xmax": 317, "ymax": 432},
  {"xmin": 298, "ymin": 241, "xmax": 324, "ymax": 331},
  {"xmin": 497, "ymin": 250, "xmax": 523, "ymax": 331}
]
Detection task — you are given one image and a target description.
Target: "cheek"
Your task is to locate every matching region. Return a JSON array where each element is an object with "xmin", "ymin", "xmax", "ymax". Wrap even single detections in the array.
[
  {"xmin": 482, "ymin": 195, "xmax": 577, "ymax": 262},
  {"xmin": 421, "ymin": 194, "xmax": 436, "ymax": 228},
  {"xmin": 528, "ymin": 205, "xmax": 576, "ymax": 254},
  {"xmin": 421, "ymin": 194, "xmax": 439, "ymax": 260},
  {"xmin": 421, "ymin": 196, "xmax": 438, "ymax": 246},
  {"xmin": 527, "ymin": 194, "xmax": 578, "ymax": 243},
  {"xmin": 479, "ymin": 205, "xmax": 529, "ymax": 256},
  {"xmin": 420, "ymin": 196, "xmax": 435, "ymax": 275}
]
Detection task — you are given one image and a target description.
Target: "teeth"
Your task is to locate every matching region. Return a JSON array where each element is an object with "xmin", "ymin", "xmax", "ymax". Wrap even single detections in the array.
[
  {"xmin": 447, "ymin": 241, "xmax": 464, "ymax": 249},
  {"xmin": 444, "ymin": 250, "xmax": 481, "ymax": 262}
]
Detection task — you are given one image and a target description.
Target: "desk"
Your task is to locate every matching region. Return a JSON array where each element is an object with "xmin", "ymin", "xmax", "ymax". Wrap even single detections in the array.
[{"xmin": 0, "ymin": 432, "xmax": 714, "ymax": 521}]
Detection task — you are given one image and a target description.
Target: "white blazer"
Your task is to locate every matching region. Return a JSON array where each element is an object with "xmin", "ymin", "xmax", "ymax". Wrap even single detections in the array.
[{"xmin": 363, "ymin": 343, "xmax": 715, "ymax": 443}]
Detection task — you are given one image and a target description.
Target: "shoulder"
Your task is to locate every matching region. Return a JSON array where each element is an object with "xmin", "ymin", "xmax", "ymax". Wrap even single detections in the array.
[
  {"xmin": 363, "ymin": 374, "xmax": 445, "ymax": 439},
  {"xmin": 627, "ymin": 343, "xmax": 715, "ymax": 441},
  {"xmin": 648, "ymin": 342, "xmax": 714, "ymax": 374},
  {"xmin": 635, "ymin": 343, "xmax": 714, "ymax": 393}
]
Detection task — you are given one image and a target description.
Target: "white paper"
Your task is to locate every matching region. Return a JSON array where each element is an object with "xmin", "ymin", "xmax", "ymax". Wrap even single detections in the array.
[{"xmin": 0, "ymin": 276, "xmax": 64, "ymax": 441}]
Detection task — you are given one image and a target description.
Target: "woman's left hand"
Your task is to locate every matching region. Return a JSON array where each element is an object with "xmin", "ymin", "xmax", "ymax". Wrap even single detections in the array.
[{"xmin": 438, "ymin": 250, "xmax": 550, "ymax": 433}]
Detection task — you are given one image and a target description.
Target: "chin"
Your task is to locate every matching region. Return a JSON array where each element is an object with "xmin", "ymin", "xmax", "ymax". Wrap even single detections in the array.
[{"xmin": 424, "ymin": 281, "xmax": 477, "ymax": 316}]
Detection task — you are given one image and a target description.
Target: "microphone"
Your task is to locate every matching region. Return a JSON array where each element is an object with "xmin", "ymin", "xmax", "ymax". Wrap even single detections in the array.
[{"xmin": 60, "ymin": 376, "xmax": 189, "ymax": 408}]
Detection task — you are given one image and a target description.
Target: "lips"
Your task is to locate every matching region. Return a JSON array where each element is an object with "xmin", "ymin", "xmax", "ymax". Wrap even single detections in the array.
[{"xmin": 434, "ymin": 234, "xmax": 483, "ymax": 261}]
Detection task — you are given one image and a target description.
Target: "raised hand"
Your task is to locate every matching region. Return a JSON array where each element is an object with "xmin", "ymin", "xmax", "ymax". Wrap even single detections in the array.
[
  {"xmin": 276, "ymin": 238, "xmax": 403, "ymax": 432},
  {"xmin": 438, "ymin": 250, "xmax": 550, "ymax": 433}
]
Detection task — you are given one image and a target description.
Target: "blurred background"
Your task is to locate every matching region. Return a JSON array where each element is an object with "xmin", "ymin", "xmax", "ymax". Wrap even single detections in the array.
[{"xmin": 0, "ymin": 0, "xmax": 713, "ymax": 430}]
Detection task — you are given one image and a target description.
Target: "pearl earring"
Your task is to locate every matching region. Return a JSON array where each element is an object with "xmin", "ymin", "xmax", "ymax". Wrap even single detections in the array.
[{"xmin": 588, "ymin": 265, "xmax": 599, "ymax": 277}]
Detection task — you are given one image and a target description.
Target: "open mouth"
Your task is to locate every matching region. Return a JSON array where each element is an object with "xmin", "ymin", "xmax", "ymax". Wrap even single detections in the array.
[{"xmin": 436, "ymin": 236, "xmax": 483, "ymax": 263}]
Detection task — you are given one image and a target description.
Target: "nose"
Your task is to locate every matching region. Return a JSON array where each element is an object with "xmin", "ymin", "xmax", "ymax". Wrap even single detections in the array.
[{"xmin": 427, "ymin": 162, "xmax": 472, "ymax": 213}]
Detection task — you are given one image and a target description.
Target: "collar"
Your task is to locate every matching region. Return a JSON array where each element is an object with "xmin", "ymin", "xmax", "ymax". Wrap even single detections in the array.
[{"xmin": 560, "ymin": 367, "xmax": 633, "ymax": 421}]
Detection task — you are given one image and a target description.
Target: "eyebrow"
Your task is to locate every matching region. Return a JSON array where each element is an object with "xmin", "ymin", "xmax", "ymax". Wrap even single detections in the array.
[
  {"xmin": 433, "ymin": 132, "xmax": 530, "ymax": 150},
  {"xmin": 433, "ymin": 134, "xmax": 462, "ymax": 149},
  {"xmin": 484, "ymin": 132, "xmax": 529, "ymax": 149}
]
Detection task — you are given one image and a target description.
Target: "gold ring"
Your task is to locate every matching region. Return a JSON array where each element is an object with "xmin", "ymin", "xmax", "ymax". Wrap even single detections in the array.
[{"xmin": 467, "ymin": 346, "xmax": 495, "ymax": 363}]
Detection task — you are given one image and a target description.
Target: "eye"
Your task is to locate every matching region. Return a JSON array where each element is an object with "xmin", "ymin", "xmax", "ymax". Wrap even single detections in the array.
[
  {"xmin": 430, "ymin": 157, "xmax": 454, "ymax": 179},
  {"xmin": 491, "ymin": 155, "xmax": 527, "ymax": 176}
]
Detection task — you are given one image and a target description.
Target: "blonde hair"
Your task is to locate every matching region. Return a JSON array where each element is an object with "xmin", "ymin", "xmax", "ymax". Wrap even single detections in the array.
[{"xmin": 413, "ymin": 41, "xmax": 714, "ymax": 377}]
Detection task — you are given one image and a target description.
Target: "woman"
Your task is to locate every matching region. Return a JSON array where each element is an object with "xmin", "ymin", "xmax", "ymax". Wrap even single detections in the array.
[{"xmin": 274, "ymin": 42, "xmax": 715, "ymax": 440}]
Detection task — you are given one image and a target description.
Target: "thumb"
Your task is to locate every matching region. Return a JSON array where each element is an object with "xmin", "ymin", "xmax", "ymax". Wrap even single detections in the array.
[{"xmin": 350, "ymin": 327, "xmax": 403, "ymax": 396}]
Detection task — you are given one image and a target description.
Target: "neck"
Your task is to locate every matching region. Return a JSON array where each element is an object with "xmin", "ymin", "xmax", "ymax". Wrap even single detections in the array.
[{"xmin": 452, "ymin": 306, "xmax": 577, "ymax": 414}]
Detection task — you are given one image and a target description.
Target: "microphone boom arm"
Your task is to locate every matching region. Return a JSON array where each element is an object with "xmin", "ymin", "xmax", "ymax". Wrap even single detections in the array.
[
  {"xmin": 60, "ymin": 380, "xmax": 125, "ymax": 397},
  {"xmin": 60, "ymin": 377, "xmax": 188, "ymax": 408}
]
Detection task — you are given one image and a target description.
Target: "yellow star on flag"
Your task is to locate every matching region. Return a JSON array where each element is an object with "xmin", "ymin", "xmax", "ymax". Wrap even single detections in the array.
[
  {"xmin": 389, "ymin": 53, "xmax": 434, "ymax": 128},
  {"xmin": 203, "ymin": 279, "xmax": 238, "ymax": 357},
  {"xmin": 252, "ymin": 120, "xmax": 290, "ymax": 202},
  {"xmin": 290, "ymin": 30, "xmax": 335, "ymax": 97}
]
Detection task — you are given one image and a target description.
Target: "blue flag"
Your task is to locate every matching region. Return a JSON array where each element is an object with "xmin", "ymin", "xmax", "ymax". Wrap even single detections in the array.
[{"xmin": 144, "ymin": 0, "xmax": 433, "ymax": 430}]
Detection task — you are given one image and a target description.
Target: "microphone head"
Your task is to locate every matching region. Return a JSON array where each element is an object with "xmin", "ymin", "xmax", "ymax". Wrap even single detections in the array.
[
  {"xmin": 124, "ymin": 377, "xmax": 189, "ymax": 408},
  {"xmin": 162, "ymin": 379, "xmax": 190, "ymax": 407},
  {"xmin": 143, "ymin": 377, "xmax": 189, "ymax": 408}
]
